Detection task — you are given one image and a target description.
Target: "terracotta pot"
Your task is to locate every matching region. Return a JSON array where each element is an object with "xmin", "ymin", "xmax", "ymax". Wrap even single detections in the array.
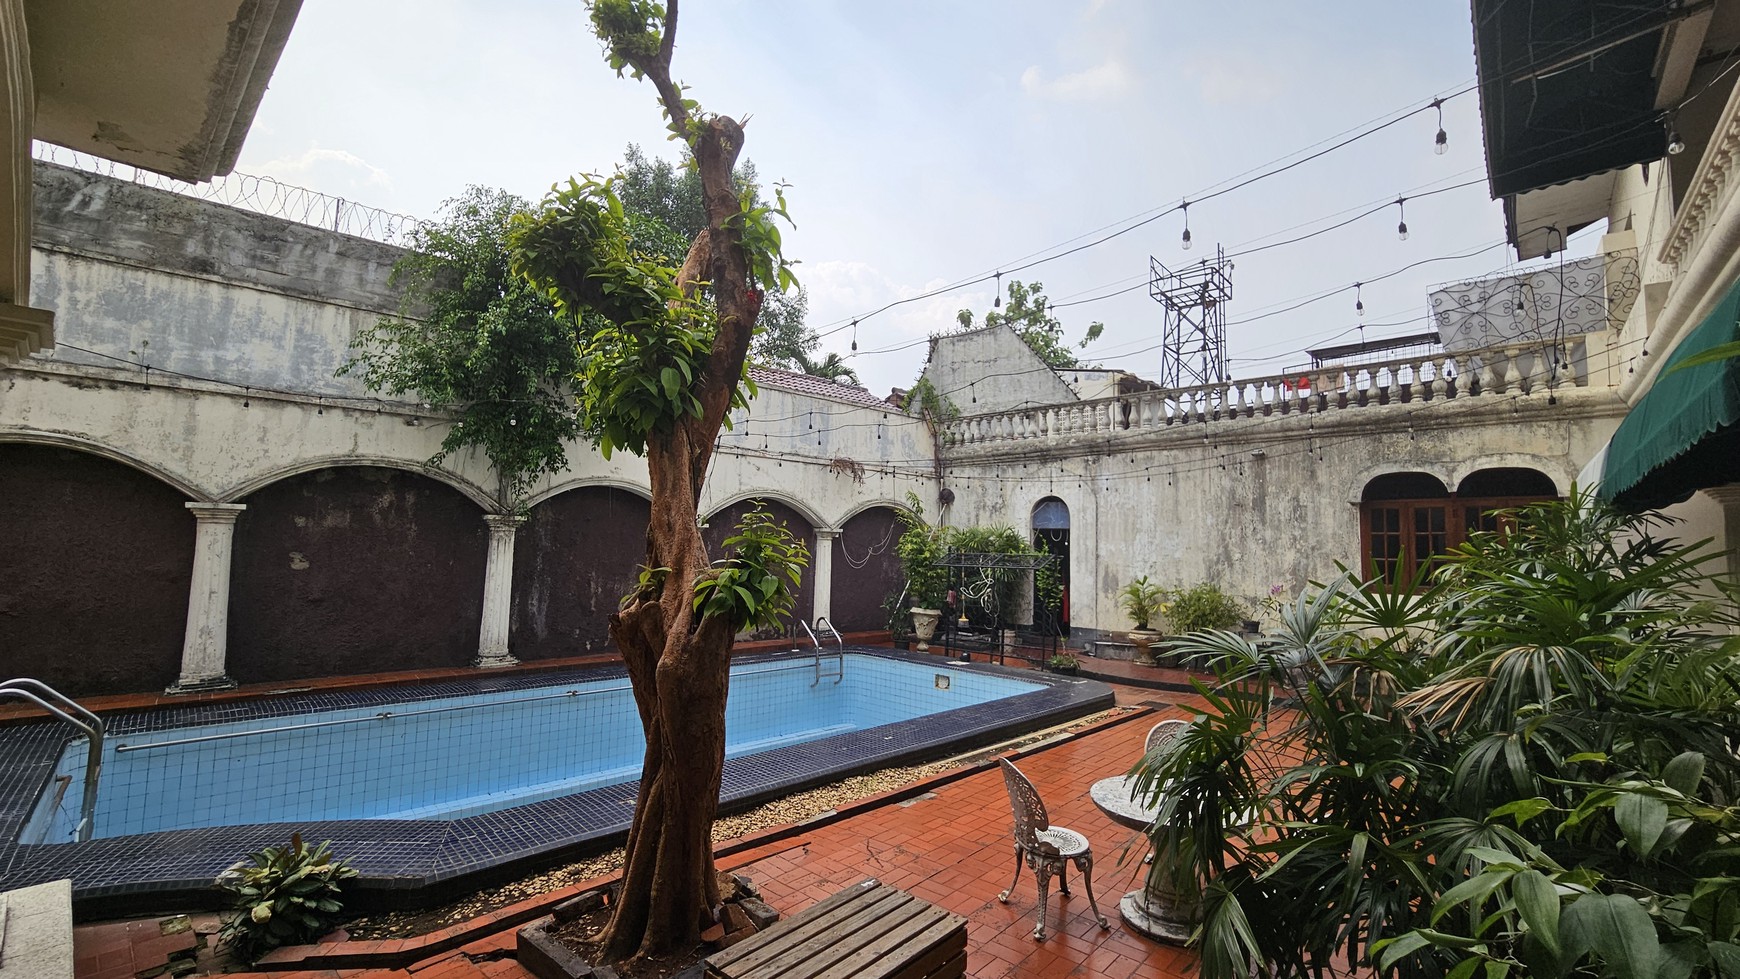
[{"xmin": 909, "ymin": 608, "xmax": 941, "ymax": 651}]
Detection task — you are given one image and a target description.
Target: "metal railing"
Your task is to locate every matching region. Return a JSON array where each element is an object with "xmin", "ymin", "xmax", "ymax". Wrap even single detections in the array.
[
  {"xmin": 804, "ymin": 618, "xmax": 845, "ymax": 686},
  {"xmin": 0, "ymin": 679, "xmax": 103, "ymax": 842}
]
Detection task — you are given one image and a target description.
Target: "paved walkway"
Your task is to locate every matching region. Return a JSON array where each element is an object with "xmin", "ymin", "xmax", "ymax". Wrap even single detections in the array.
[{"xmin": 75, "ymin": 691, "xmax": 1202, "ymax": 979}]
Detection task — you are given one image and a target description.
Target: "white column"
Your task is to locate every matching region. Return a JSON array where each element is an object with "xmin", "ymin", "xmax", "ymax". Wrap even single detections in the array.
[
  {"xmin": 1698, "ymin": 485, "xmax": 1740, "ymax": 587},
  {"xmin": 812, "ymin": 528, "xmax": 840, "ymax": 627},
  {"xmin": 474, "ymin": 514, "xmax": 525, "ymax": 668},
  {"xmin": 168, "ymin": 503, "xmax": 246, "ymax": 694}
]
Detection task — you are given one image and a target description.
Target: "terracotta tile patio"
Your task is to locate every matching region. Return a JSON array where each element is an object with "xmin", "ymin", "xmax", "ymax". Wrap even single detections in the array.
[{"xmin": 75, "ymin": 686, "xmax": 1203, "ymax": 979}]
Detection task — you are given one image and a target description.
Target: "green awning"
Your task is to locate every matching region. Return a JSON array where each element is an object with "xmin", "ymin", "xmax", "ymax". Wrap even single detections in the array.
[{"xmin": 1601, "ymin": 278, "xmax": 1740, "ymax": 511}]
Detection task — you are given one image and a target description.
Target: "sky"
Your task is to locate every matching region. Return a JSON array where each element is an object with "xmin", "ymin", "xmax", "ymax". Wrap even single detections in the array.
[{"xmin": 232, "ymin": 0, "xmax": 1589, "ymax": 398}]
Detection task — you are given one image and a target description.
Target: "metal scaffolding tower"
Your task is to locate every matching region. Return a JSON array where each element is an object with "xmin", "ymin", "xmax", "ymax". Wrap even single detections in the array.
[{"xmin": 1150, "ymin": 246, "xmax": 1232, "ymax": 389}]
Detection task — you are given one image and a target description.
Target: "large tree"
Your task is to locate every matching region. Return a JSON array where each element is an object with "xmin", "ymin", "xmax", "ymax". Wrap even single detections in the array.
[
  {"xmin": 507, "ymin": 0, "xmax": 801, "ymax": 961},
  {"xmin": 618, "ymin": 142, "xmax": 817, "ymax": 375},
  {"xmin": 338, "ymin": 186, "xmax": 584, "ymax": 505}
]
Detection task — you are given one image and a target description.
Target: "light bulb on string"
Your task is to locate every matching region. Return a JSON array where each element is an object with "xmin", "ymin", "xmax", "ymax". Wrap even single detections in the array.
[
  {"xmin": 850, "ymin": 319, "xmax": 858, "ymax": 352},
  {"xmin": 1354, "ymin": 282, "xmax": 1364, "ymax": 317},
  {"xmin": 1666, "ymin": 113, "xmax": 1686, "ymax": 155},
  {"xmin": 1180, "ymin": 201, "xmax": 1193, "ymax": 251},
  {"xmin": 1432, "ymin": 97, "xmax": 1448, "ymax": 155},
  {"xmin": 993, "ymin": 271, "xmax": 1002, "ymax": 308},
  {"xmin": 1395, "ymin": 197, "xmax": 1408, "ymax": 241}
]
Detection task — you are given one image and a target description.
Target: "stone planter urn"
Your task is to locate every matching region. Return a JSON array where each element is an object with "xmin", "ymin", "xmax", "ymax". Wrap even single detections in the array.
[
  {"xmin": 910, "ymin": 608, "xmax": 942, "ymax": 651},
  {"xmin": 1126, "ymin": 628, "xmax": 1163, "ymax": 666},
  {"xmin": 1120, "ymin": 862, "xmax": 1202, "ymax": 944}
]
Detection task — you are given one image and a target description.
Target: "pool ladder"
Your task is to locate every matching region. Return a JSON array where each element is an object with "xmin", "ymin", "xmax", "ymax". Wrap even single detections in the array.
[
  {"xmin": 801, "ymin": 617, "xmax": 844, "ymax": 686},
  {"xmin": 0, "ymin": 678, "xmax": 103, "ymax": 842}
]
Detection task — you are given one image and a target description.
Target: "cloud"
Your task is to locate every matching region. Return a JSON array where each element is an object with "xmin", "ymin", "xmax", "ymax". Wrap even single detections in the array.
[
  {"xmin": 1019, "ymin": 59, "xmax": 1133, "ymax": 102},
  {"xmin": 251, "ymin": 145, "xmax": 394, "ymax": 190}
]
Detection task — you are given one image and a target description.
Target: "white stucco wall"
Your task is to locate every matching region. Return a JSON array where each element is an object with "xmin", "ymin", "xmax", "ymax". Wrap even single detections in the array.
[{"xmin": 918, "ymin": 323, "xmax": 1078, "ymax": 414}]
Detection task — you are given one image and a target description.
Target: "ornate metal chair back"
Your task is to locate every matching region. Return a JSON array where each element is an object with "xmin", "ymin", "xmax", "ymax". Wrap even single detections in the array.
[
  {"xmin": 1144, "ymin": 719, "xmax": 1189, "ymax": 758},
  {"xmin": 998, "ymin": 757, "xmax": 1054, "ymax": 853}
]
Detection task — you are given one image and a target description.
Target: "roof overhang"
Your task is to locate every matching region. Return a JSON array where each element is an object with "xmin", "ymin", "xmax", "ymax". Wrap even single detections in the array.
[
  {"xmin": 25, "ymin": 0, "xmax": 303, "ymax": 182},
  {"xmin": 1504, "ymin": 170, "xmax": 1620, "ymax": 259},
  {"xmin": 1473, "ymin": 0, "xmax": 1697, "ymax": 201}
]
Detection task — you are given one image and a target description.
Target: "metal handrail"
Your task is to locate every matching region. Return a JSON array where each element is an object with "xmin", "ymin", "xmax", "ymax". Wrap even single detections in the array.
[
  {"xmin": 808, "ymin": 618, "xmax": 845, "ymax": 686},
  {"xmin": 115, "ymin": 661, "xmax": 826, "ymax": 754},
  {"xmin": 0, "ymin": 679, "xmax": 103, "ymax": 842}
]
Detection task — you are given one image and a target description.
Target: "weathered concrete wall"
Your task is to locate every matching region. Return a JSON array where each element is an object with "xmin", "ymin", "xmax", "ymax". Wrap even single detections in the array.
[
  {"xmin": 919, "ymin": 324, "xmax": 1077, "ymax": 414},
  {"xmin": 0, "ymin": 444, "xmax": 192, "ymax": 695},
  {"xmin": 510, "ymin": 485, "xmax": 651, "ymax": 658},
  {"xmin": 227, "ymin": 466, "xmax": 488, "ymax": 683},
  {"xmin": 940, "ymin": 386, "xmax": 1627, "ymax": 637}
]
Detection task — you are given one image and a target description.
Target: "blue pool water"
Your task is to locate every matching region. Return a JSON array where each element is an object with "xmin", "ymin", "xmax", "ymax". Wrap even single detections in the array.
[{"xmin": 27, "ymin": 654, "xmax": 1040, "ymax": 842}]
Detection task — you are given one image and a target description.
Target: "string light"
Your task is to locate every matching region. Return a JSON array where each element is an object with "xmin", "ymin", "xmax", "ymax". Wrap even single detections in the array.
[
  {"xmin": 1354, "ymin": 282, "xmax": 1364, "ymax": 316},
  {"xmin": 850, "ymin": 319, "xmax": 858, "ymax": 352},
  {"xmin": 1180, "ymin": 201, "xmax": 1193, "ymax": 251},
  {"xmin": 1395, "ymin": 197, "xmax": 1409, "ymax": 241},
  {"xmin": 993, "ymin": 271, "xmax": 1002, "ymax": 308},
  {"xmin": 1666, "ymin": 113, "xmax": 1686, "ymax": 155},
  {"xmin": 1432, "ymin": 97, "xmax": 1448, "ymax": 155}
]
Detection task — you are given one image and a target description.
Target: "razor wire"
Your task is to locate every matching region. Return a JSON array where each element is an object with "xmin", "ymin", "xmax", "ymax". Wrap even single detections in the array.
[{"xmin": 31, "ymin": 142, "xmax": 428, "ymax": 247}]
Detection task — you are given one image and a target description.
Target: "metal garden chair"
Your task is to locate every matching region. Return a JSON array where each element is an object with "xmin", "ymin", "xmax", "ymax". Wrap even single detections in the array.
[{"xmin": 996, "ymin": 757, "xmax": 1111, "ymax": 941}]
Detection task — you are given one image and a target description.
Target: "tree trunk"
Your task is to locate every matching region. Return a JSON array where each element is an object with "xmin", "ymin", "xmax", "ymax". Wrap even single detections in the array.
[
  {"xmin": 599, "ymin": 427, "xmax": 738, "ymax": 960},
  {"xmin": 589, "ymin": 1, "xmax": 764, "ymax": 961}
]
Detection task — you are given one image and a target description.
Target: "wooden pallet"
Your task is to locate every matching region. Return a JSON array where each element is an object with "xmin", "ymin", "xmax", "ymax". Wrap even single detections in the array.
[{"xmin": 705, "ymin": 878, "xmax": 967, "ymax": 979}]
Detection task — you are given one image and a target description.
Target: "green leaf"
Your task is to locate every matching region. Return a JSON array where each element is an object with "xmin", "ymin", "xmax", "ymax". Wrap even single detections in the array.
[
  {"xmin": 1434, "ymin": 869, "xmax": 1516, "ymax": 923},
  {"xmin": 1489, "ymin": 798, "xmax": 1552, "ymax": 827},
  {"xmin": 1375, "ymin": 931, "xmax": 1434, "ymax": 970},
  {"xmin": 1708, "ymin": 942, "xmax": 1740, "ymax": 978},
  {"xmin": 1661, "ymin": 753, "xmax": 1705, "ymax": 795},
  {"xmin": 1615, "ymin": 793, "xmax": 1668, "ymax": 859},
  {"xmin": 1513, "ymin": 870, "xmax": 1561, "ymax": 957},
  {"xmin": 1561, "ymin": 894, "xmax": 1661, "ymax": 979}
]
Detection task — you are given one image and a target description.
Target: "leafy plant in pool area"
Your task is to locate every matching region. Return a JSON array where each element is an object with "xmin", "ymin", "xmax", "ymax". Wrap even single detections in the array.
[
  {"xmin": 1164, "ymin": 582, "xmax": 1247, "ymax": 635},
  {"xmin": 1119, "ymin": 575, "xmax": 1166, "ymax": 631},
  {"xmin": 218, "ymin": 833, "xmax": 357, "ymax": 964},
  {"xmin": 692, "ymin": 505, "xmax": 809, "ymax": 633}
]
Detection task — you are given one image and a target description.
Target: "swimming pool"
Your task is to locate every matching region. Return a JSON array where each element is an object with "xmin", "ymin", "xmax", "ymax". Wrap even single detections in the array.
[
  {"xmin": 26, "ymin": 654, "xmax": 1042, "ymax": 841},
  {"xmin": 0, "ymin": 648, "xmax": 1111, "ymax": 912}
]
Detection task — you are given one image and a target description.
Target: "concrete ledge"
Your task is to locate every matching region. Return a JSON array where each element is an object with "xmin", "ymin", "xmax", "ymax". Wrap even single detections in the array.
[{"xmin": 0, "ymin": 879, "xmax": 73, "ymax": 978}]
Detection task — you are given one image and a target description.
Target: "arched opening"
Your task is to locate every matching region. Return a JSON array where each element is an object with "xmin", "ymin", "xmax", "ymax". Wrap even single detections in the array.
[
  {"xmin": 0, "ymin": 444, "xmax": 194, "ymax": 695},
  {"xmin": 1030, "ymin": 497, "xmax": 1070, "ymax": 635},
  {"xmin": 829, "ymin": 506, "xmax": 902, "ymax": 632},
  {"xmin": 703, "ymin": 498, "xmax": 814, "ymax": 638},
  {"xmin": 227, "ymin": 466, "xmax": 487, "ymax": 683},
  {"xmin": 511, "ymin": 485, "xmax": 652, "ymax": 658},
  {"xmin": 1360, "ymin": 468, "xmax": 1557, "ymax": 585}
]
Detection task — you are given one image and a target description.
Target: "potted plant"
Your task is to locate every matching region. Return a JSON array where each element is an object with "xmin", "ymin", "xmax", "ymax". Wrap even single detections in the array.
[
  {"xmin": 882, "ymin": 592, "xmax": 914, "ymax": 649},
  {"xmin": 1047, "ymin": 653, "xmax": 1079, "ymax": 676},
  {"xmin": 894, "ymin": 495, "xmax": 950, "ymax": 651},
  {"xmin": 1119, "ymin": 575, "xmax": 1167, "ymax": 665}
]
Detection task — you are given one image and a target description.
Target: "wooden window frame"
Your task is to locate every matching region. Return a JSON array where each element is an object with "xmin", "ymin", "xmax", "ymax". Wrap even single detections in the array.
[{"xmin": 1360, "ymin": 494, "xmax": 1554, "ymax": 586}]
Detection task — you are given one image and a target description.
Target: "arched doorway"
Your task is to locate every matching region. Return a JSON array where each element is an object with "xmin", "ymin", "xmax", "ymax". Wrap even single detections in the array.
[
  {"xmin": 228, "ymin": 466, "xmax": 488, "ymax": 683},
  {"xmin": 0, "ymin": 444, "xmax": 194, "ymax": 695},
  {"xmin": 1031, "ymin": 497, "xmax": 1070, "ymax": 635},
  {"xmin": 511, "ymin": 485, "xmax": 652, "ymax": 658},
  {"xmin": 703, "ymin": 498, "xmax": 814, "ymax": 638},
  {"xmin": 829, "ymin": 506, "xmax": 902, "ymax": 632}
]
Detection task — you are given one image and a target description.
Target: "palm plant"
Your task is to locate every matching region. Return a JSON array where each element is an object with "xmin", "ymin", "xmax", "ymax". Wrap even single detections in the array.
[{"xmin": 1131, "ymin": 490, "xmax": 1740, "ymax": 979}]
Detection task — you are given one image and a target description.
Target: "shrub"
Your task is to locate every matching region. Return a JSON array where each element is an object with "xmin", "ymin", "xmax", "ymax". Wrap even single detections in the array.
[
  {"xmin": 1133, "ymin": 491, "xmax": 1740, "ymax": 979},
  {"xmin": 218, "ymin": 834, "xmax": 358, "ymax": 963},
  {"xmin": 1163, "ymin": 582, "xmax": 1246, "ymax": 635},
  {"xmin": 1119, "ymin": 575, "xmax": 1166, "ymax": 630},
  {"xmin": 893, "ymin": 495, "xmax": 949, "ymax": 610}
]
